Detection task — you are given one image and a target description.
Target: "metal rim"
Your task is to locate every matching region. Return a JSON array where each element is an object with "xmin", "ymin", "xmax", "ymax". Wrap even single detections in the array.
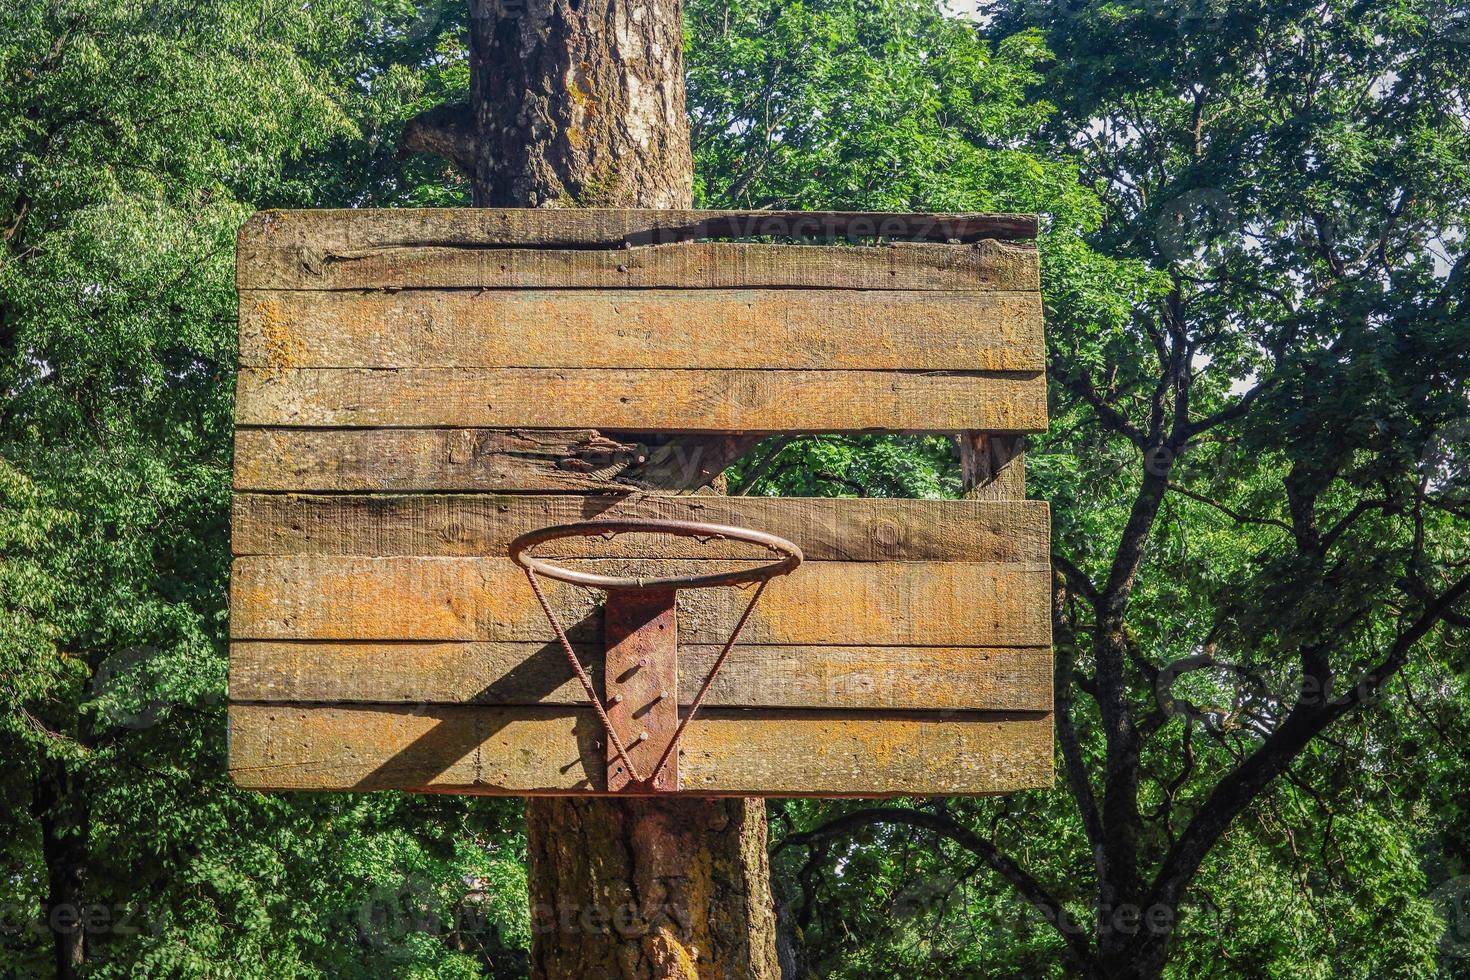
[{"xmin": 508, "ymin": 518, "xmax": 804, "ymax": 591}]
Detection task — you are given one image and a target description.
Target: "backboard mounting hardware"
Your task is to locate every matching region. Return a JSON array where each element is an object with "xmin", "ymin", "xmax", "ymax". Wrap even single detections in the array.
[{"xmin": 510, "ymin": 518, "xmax": 802, "ymax": 792}]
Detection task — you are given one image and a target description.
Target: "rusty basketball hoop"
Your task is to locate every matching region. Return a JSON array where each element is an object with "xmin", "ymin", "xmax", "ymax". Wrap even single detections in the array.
[{"xmin": 509, "ymin": 518, "xmax": 803, "ymax": 792}]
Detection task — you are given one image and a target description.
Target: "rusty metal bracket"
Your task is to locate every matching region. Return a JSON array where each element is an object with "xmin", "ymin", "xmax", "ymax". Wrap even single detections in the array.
[
  {"xmin": 510, "ymin": 518, "xmax": 802, "ymax": 794},
  {"xmin": 604, "ymin": 588, "xmax": 678, "ymax": 791}
]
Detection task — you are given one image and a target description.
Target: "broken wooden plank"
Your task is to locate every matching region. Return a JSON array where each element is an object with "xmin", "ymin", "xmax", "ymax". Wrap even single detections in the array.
[
  {"xmin": 226, "ymin": 703, "xmax": 1053, "ymax": 795},
  {"xmin": 232, "ymin": 428, "xmax": 650, "ymax": 493},
  {"xmin": 238, "ymin": 239, "xmax": 1041, "ymax": 291},
  {"xmin": 230, "ymin": 494, "xmax": 1051, "ymax": 563},
  {"xmin": 234, "ymin": 367, "xmax": 1048, "ymax": 433},
  {"xmin": 238, "ymin": 288, "xmax": 1045, "ymax": 372},
  {"xmin": 228, "ymin": 556, "xmax": 1052, "ymax": 647},
  {"xmin": 237, "ymin": 210, "xmax": 1039, "ymax": 262},
  {"xmin": 228, "ymin": 640, "xmax": 1053, "ymax": 712}
]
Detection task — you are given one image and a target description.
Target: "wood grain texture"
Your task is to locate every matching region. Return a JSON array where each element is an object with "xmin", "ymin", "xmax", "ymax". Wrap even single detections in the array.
[
  {"xmin": 237, "ymin": 209, "xmax": 1039, "ymax": 256},
  {"xmin": 228, "ymin": 640, "xmax": 1052, "ymax": 712},
  {"xmin": 231, "ymin": 493, "xmax": 1050, "ymax": 562},
  {"xmin": 234, "ymin": 367, "xmax": 1048, "ymax": 433},
  {"xmin": 228, "ymin": 556, "xmax": 1052, "ymax": 647},
  {"xmin": 238, "ymin": 288, "xmax": 1044, "ymax": 372},
  {"xmin": 229, "ymin": 207, "xmax": 1056, "ymax": 797},
  {"xmin": 233, "ymin": 428, "xmax": 649, "ymax": 492},
  {"xmin": 239, "ymin": 239, "xmax": 1040, "ymax": 292},
  {"xmin": 227, "ymin": 703, "xmax": 1053, "ymax": 795}
]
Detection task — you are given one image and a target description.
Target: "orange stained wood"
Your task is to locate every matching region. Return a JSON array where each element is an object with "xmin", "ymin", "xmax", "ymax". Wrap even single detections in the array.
[
  {"xmin": 227, "ymin": 703, "xmax": 1053, "ymax": 796},
  {"xmin": 227, "ymin": 208, "xmax": 1054, "ymax": 797}
]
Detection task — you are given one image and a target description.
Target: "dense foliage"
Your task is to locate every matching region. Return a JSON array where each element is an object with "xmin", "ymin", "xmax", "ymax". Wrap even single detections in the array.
[
  {"xmin": 1, "ymin": 0, "xmax": 1467, "ymax": 977},
  {"xmin": 0, "ymin": 3, "xmax": 519, "ymax": 977}
]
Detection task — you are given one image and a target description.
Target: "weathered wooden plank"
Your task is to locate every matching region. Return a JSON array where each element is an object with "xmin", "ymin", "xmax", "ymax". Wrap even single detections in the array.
[
  {"xmin": 237, "ymin": 209, "xmax": 1039, "ymax": 261},
  {"xmin": 238, "ymin": 239, "xmax": 1041, "ymax": 292},
  {"xmin": 228, "ymin": 640, "xmax": 1052, "ymax": 711},
  {"xmin": 234, "ymin": 368, "xmax": 1048, "ymax": 433},
  {"xmin": 228, "ymin": 556, "xmax": 1052, "ymax": 647},
  {"xmin": 686, "ymin": 710, "xmax": 1052, "ymax": 796},
  {"xmin": 226, "ymin": 703, "xmax": 1053, "ymax": 795},
  {"xmin": 232, "ymin": 428, "xmax": 648, "ymax": 492},
  {"xmin": 231, "ymin": 493, "xmax": 1051, "ymax": 563},
  {"xmin": 238, "ymin": 289, "xmax": 1045, "ymax": 372}
]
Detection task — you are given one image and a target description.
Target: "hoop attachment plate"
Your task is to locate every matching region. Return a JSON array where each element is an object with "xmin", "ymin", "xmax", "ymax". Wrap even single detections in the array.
[
  {"xmin": 603, "ymin": 588, "xmax": 678, "ymax": 791},
  {"xmin": 508, "ymin": 518, "xmax": 803, "ymax": 793}
]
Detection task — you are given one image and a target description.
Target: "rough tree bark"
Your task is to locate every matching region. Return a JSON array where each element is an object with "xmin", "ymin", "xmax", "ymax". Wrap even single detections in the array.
[
  {"xmin": 404, "ymin": 0, "xmax": 691, "ymax": 210},
  {"xmin": 403, "ymin": 2, "xmax": 780, "ymax": 976}
]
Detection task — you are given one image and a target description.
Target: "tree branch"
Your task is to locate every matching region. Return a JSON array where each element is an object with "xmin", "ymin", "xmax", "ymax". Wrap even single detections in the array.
[
  {"xmin": 1052, "ymin": 355, "xmax": 1148, "ymax": 448},
  {"xmin": 1184, "ymin": 379, "xmax": 1267, "ymax": 438},
  {"xmin": 398, "ymin": 101, "xmax": 476, "ymax": 177},
  {"xmin": 1167, "ymin": 481, "xmax": 1291, "ymax": 532},
  {"xmin": 1145, "ymin": 570, "xmax": 1470, "ymax": 916},
  {"xmin": 1054, "ymin": 570, "xmax": 1107, "ymax": 884},
  {"xmin": 1053, "ymin": 551, "xmax": 1102, "ymax": 607},
  {"xmin": 1319, "ymin": 496, "xmax": 1395, "ymax": 552},
  {"xmin": 731, "ymin": 436, "xmax": 794, "ymax": 495},
  {"xmin": 782, "ymin": 807, "xmax": 1091, "ymax": 967}
]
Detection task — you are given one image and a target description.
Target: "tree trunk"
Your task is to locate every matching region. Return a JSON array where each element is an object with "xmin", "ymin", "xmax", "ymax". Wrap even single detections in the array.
[
  {"xmin": 466, "ymin": 0, "xmax": 692, "ymax": 209},
  {"xmin": 403, "ymin": 2, "xmax": 781, "ymax": 975},
  {"xmin": 526, "ymin": 797, "xmax": 779, "ymax": 978},
  {"xmin": 34, "ymin": 761, "xmax": 88, "ymax": 980}
]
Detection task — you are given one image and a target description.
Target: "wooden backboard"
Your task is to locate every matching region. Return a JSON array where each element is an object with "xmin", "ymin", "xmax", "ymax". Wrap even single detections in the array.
[{"xmin": 227, "ymin": 209, "xmax": 1053, "ymax": 797}]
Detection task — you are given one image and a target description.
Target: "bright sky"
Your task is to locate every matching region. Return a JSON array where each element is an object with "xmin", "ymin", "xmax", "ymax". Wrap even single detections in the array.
[{"xmin": 942, "ymin": 0, "xmax": 991, "ymax": 22}]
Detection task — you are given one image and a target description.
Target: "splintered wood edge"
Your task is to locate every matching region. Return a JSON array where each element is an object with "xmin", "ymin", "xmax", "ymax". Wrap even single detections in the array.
[
  {"xmin": 237, "ymin": 239, "xmax": 1041, "ymax": 292},
  {"xmin": 231, "ymin": 427, "xmax": 666, "ymax": 493},
  {"xmin": 230, "ymin": 428, "xmax": 1038, "ymax": 493},
  {"xmin": 237, "ymin": 209, "xmax": 1040, "ymax": 254}
]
